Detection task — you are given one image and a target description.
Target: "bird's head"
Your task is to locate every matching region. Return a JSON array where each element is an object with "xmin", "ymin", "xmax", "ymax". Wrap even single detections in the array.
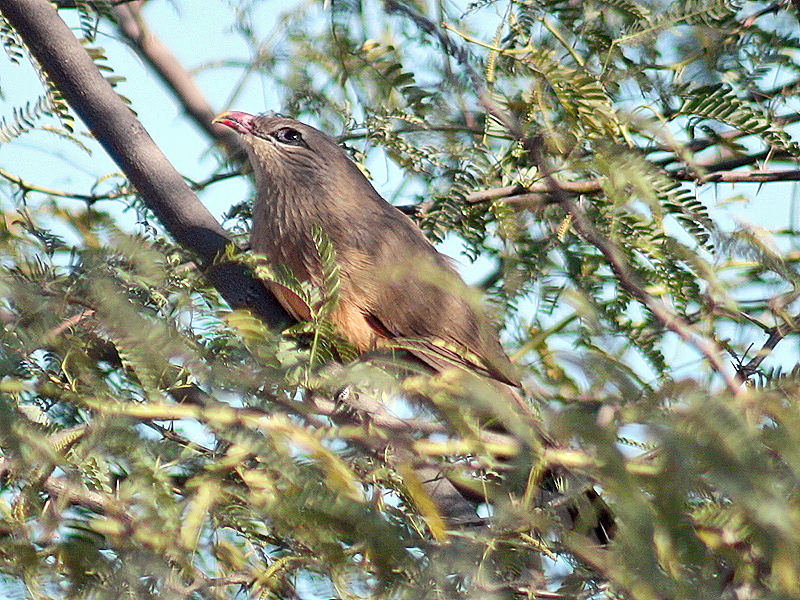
[{"xmin": 212, "ymin": 111, "xmax": 365, "ymax": 208}]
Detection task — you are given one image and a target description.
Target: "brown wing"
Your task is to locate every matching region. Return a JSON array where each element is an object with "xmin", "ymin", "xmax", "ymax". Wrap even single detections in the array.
[
  {"xmin": 363, "ymin": 274, "xmax": 520, "ymax": 386},
  {"xmin": 266, "ymin": 281, "xmax": 312, "ymax": 322},
  {"xmin": 340, "ymin": 203, "xmax": 520, "ymax": 387}
]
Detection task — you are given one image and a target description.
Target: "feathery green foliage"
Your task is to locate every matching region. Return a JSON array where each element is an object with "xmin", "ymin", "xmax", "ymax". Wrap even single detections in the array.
[{"xmin": 2, "ymin": 0, "xmax": 800, "ymax": 598}]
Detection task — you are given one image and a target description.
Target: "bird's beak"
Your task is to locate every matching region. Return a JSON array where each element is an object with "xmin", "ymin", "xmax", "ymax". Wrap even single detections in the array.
[{"xmin": 212, "ymin": 111, "xmax": 255, "ymax": 135}]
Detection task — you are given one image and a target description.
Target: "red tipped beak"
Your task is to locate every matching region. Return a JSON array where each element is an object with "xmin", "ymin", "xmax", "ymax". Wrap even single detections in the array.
[{"xmin": 212, "ymin": 111, "xmax": 255, "ymax": 134}]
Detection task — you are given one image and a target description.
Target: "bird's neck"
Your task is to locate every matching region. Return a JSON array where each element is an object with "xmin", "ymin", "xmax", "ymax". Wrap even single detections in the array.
[{"xmin": 251, "ymin": 180, "xmax": 326, "ymax": 284}]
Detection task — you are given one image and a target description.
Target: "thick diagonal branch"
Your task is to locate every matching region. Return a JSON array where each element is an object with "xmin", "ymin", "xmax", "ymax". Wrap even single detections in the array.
[{"xmin": 0, "ymin": 0, "xmax": 290, "ymax": 327}]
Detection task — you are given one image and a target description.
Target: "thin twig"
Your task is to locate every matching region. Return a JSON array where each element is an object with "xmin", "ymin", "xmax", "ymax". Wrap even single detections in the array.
[
  {"xmin": 109, "ymin": 1, "xmax": 246, "ymax": 160},
  {"xmin": 737, "ymin": 319, "xmax": 798, "ymax": 381},
  {"xmin": 540, "ymin": 166, "xmax": 741, "ymax": 395},
  {"xmin": 478, "ymin": 95, "xmax": 741, "ymax": 395},
  {"xmin": 0, "ymin": 166, "xmax": 133, "ymax": 203},
  {"xmin": 462, "ymin": 167, "xmax": 800, "ymax": 207}
]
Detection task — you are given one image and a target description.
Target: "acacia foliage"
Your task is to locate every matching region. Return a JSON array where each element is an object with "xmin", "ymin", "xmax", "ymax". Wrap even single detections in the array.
[{"xmin": 2, "ymin": 0, "xmax": 800, "ymax": 598}]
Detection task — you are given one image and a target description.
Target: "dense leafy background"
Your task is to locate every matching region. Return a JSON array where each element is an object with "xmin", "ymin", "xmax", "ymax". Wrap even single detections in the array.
[{"xmin": 2, "ymin": 0, "xmax": 800, "ymax": 598}]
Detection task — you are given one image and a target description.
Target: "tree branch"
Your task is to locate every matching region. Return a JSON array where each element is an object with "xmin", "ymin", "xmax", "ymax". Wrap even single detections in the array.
[
  {"xmin": 737, "ymin": 317, "xmax": 800, "ymax": 381},
  {"xmin": 0, "ymin": 0, "xmax": 290, "ymax": 328},
  {"xmin": 522, "ymin": 143, "xmax": 743, "ymax": 396},
  {"xmin": 461, "ymin": 167, "xmax": 800, "ymax": 208},
  {"xmin": 108, "ymin": 0, "xmax": 247, "ymax": 161},
  {"xmin": 478, "ymin": 94, "xmax": 742, "ymax": 395}
]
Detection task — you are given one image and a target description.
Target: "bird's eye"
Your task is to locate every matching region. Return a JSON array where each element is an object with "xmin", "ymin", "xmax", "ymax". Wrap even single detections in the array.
[{"xmin": 274, "ymin": 127, "xmax": 303, "ymax": 145}]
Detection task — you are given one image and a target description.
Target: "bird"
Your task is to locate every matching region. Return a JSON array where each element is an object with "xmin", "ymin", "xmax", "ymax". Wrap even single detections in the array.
[
  {"xmin": 212, "ymin": 111, "xmax": 614, "ymax": 542},
  {"xmin": 212, "ymin": 111, "xmax": 519, "ymax": 387}
]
